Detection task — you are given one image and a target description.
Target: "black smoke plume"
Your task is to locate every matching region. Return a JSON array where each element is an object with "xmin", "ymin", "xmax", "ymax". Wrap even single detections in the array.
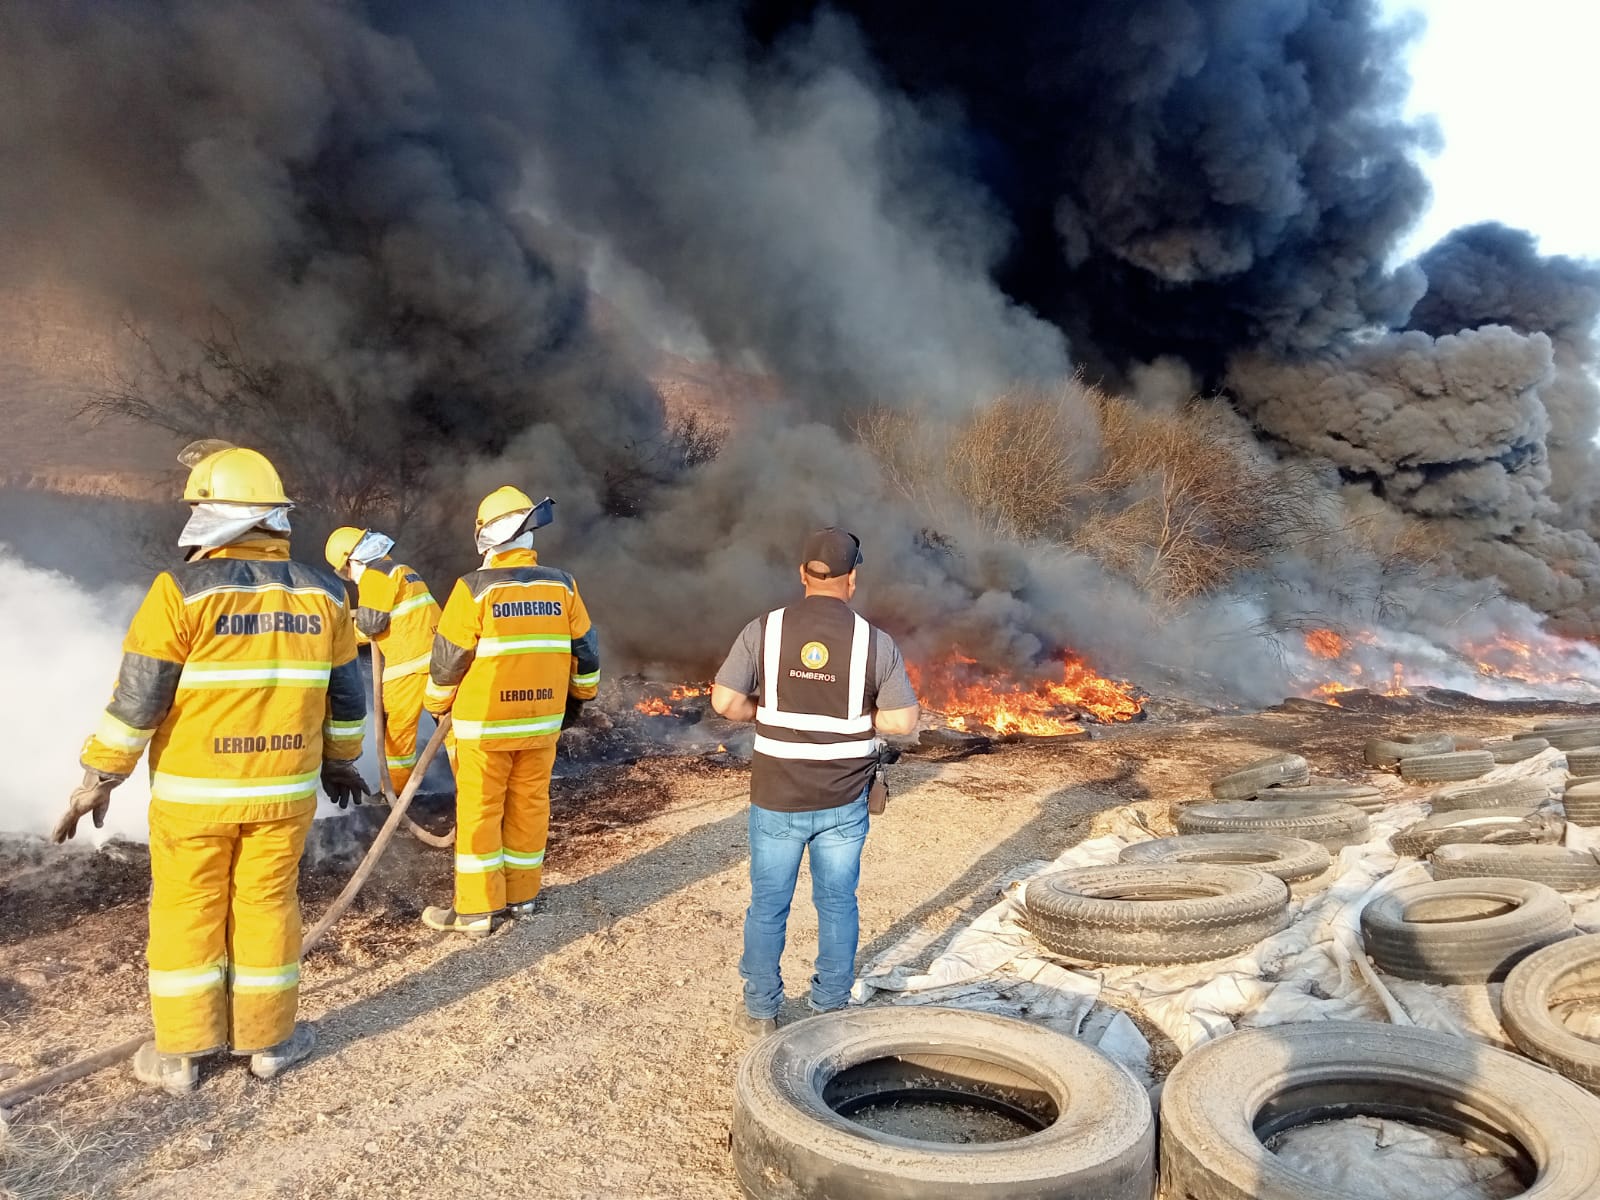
[
  {"xmin": 0, "ymin": 0, "xmax": 662, "ymax": 523},
  {"xmin": 739, "ymin": 0, "xmax": 1436, "ymax": 376},
  {"xmin": 1409, "ymin": 223, "xmax": 1600, "ymax": 533},
  {"xmin": 2, "ymin": 0, "xmax": 1596, "ymax": 695},
  {"xmin": 1231, "ymin": 224, "xmax": 1600, "ymax": 635}
]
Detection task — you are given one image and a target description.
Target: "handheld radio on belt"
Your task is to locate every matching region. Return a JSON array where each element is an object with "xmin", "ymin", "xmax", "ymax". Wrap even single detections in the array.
[{"xmin": 868, "ymin": 745, "xmax": 901, "ymax": 814}]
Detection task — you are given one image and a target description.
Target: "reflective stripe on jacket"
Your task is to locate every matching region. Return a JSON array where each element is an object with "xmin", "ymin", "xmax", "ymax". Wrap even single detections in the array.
[
  {"xmin": 425, "ymin": 547, "xmax": 599, "ymax": 749},
  {"xmin": 750, "ymin": 596, "xmax": 880, "ymax": 812},
  {"xmin": 80, "ymin": 537, "xmax": 363, "ymax": 821},
  {"xmin": 355, "ymin": 559, "xmax": 440, "ymax": 680}
]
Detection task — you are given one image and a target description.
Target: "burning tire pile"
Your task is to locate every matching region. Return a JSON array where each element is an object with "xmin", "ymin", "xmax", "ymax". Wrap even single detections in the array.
[{"xmin": 733, "ymin": 718, "xmax": 1600, "ymax": 1199}]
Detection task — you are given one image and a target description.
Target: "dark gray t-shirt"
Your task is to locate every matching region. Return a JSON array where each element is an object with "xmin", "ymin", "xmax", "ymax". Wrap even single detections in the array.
[{"xmin": 715, "ymin": 614, "xmax": 918, "ymax": 711}]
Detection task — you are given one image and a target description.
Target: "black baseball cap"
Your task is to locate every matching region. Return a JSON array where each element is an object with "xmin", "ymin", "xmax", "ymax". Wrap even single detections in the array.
[{"xmin": 801, "ymin": 527, "xmax": 863, "ymax": 579}]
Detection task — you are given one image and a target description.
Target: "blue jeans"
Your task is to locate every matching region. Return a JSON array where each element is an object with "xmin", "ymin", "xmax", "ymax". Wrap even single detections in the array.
[{"xmin": 740, "ymin": 792, "xmax": 870, "ymax": 1019}]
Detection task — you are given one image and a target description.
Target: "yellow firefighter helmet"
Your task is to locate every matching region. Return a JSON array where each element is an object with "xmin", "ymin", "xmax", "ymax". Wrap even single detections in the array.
[
  {"xmin": 324, "ymin": 526, "xmax": 367, "ymax": 573},
  {"xmin": 476, "ymin": 485, "xmax": 534, "ymax": 534},
  {"xmin": 181, "ymin": 446, "xmax": 291, "ymax": 505}
]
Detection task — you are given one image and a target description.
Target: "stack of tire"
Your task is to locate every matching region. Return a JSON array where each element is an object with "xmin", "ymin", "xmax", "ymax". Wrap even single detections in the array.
[
  {"xmin": 1406, "ymin": 765, "xmax": 1578, "ymax": 891},
  {"xmin": 1548, "ymin": 718, "xmax": 1600, "ymax": 830},
  {"xmin": 1516, "ymin": 720, "xmax": 1600, "ymax": 834},
  {"xmin": 1021, "ymin": 753, "xmax": 1374, "ymax": 970},
  {"xmin": 731, "ymin": 729, "xmax": 1600, "ymax": 1198},
  {"xmin": 1365, "ymin": 730, "xmax": 1497, "ymax": 784},
  {"xmin": 1368, "ymin": 722, "xmax": 1575, "ymax": 877},
  {"xmin": 1349, "ymin": 719, "xmax": 1600, "ymax": 1123},
  {"xmin": 1361, "ymin": 719, "xmax": 1588, "ymax": 986},
  {"xmin": 1519, "ymin": 719, "xmax": 1600, "ymax": 753},
  {"xmin": 1179, "ymin": 751, "xmax": 1374, "ymax": 853}
]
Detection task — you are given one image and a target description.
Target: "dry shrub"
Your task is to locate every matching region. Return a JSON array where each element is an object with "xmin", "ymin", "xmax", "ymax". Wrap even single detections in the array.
[
  {"xmin": 86, "ymin": 326, "xmax": 414, "ymax": 533},
  {"xmin": 1304, "ymin": 501, "xmax": 1454, "ymax": 621},
  {"xmin": 946, "ymin": 390, "xmax": 1083, "ymax": 539},
  {"xmin": 1338, "ymin": 506, "xmax": 1449, "ymax": 575},
  {"xmin": 856, "ymin": 382, "xmax": 1090, "ymax": 538},
  {"xmin": 1067, "ymin": 391, "xmax": 1306, "ymax": 603},
  {"xmin": 854, "ymin": 407, "xmax": 952, "ymax": 526},
  {"xmin": 857, "ymin": 377, "xmax": 1329, "ymax": 605},
  {"xmin": 600, "ymin": 411, "xmax": 728, "ymax": 517}
]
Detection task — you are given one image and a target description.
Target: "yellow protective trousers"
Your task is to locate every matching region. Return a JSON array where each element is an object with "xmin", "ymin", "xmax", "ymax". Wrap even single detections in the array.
[
  {"xmin": 453, "ymin": 738, "xmax": 558, "ymax": 915},
  {"xmin": 382, "ymin": 670, "xmax": 429, "ymax": 796},
  {"xmin": 147, "ymin": 804, "xmax": 313, "ymax": 1055}
]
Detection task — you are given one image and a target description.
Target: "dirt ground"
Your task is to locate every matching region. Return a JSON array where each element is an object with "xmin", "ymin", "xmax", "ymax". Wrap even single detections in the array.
[{"xmin": 0, "ymin": 698, "xmax": 1586, "ymax": 1199}]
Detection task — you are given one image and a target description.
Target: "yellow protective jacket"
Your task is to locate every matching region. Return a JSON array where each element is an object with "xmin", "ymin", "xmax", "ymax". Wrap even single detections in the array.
[
  {"xmin": 425, "ymin": 546, "xmax": 599, "ymax": 748},
  {"xmin": 354, "ymin": 557, "xmax": 440, "ymax": 679},
  {"xmin": 80, "ymin": 537, "xmax": 364, "ymax": 822}
]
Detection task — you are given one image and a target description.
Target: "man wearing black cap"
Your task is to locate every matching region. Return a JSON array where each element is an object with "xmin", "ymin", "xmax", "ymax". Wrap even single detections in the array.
[{"xmin": 711, "ymin": 528, "xmax": 920, "ymax": 1036}]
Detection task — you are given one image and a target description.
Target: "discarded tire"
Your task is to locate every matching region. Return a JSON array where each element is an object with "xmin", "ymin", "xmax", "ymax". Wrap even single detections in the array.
[
  {"xmin": 1024, "ymin": 864, "xmax": 1288, "ymax": 966},
  {"xmin": 1363, "ymin": 732, "xmax": 1454, "ymax": 767},
  {"xmin": 1504, "ymin": 934, "xmax": 1600, "ymax": 1094},
  {"xmin": 1492, "ymin": 736, "xmax": 1550, "ymax": 763},
  {"xmin": 1282, "ymin": 773, "xmax": 1348, "ymax": 785},
  {"xmin": 1279, "ymin": 696, "xmax": 1338, "ymax": 714},
  {"xmin": 1431, "ymin": 778, "xmax": 1552, "ymax": 812},
  {"xmin": 1259, "ymin": 780, "xmax": 1386, "ymax": 813},
  {"xmin": 1159, "ymin": 1021, "xmax": 1600, "ymax": 1199},
  {"xmin": 1532, "ymin": 727, "xmax": 1600, "ymax": 752},
  {"xmin": 1208, "ymin": 753, "xmax": 1310, "ymax": 800},
  {"xmin": 1398, "ymin": 749, "xmax": 1495, "ymax": 783},
  {"xmin": 1391, "ymin": 807, "xmax": 1563, "ymax": 857},
  {"xmin": 1118, "ymin": 835, "xmax": 1333, "ymax": 896},
  {"xmin": 1563, "ymin": 780, "xmax": 1600, "ymax": 826},
  {"xmin": 1569, "ymin": 747, "xmax": 1600, "ymax": 776},
  {"xmin": 1360, "ymin": 876, "xmax": 1574, "ymax": 983},
  {"xmin": 730, "ymin": 1007, "xmax": 1157, "ymax": 1199},
  {"xmin": 1430, "ymin": 844, "xmax": 1600, "ymax": 892},
  {"xmin": 1177, "ymin": 800, "xmax": 1369, "ymax": 851}
]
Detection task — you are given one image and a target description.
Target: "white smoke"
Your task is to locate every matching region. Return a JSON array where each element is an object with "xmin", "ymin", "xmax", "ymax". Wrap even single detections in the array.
[
  {"xmin": 0, "ymin": 549, "xmax": 151, "ymax": 841},
  {"xmin": 0, "ymin": 545, "xmax": 387, "ymax": 842}
]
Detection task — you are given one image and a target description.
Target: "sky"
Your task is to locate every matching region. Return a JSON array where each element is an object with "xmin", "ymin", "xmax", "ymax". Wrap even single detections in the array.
[{"xmin": 1388, "ymin": 0, "xmax": 1600, "ymax": 262}]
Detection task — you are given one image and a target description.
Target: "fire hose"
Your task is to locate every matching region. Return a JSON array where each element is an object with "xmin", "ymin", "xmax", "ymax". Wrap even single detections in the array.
[
  {"xmin": 369, "ymin": 642, "xmax": 455, "ymax": 848},
  {"xmin": 0, "ymin": 712, "xmax": 453, "ymax": 1112}
]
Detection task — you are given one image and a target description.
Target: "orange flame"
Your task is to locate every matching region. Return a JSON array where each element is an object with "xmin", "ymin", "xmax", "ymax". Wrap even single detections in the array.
[
  {"xmin": 1309, "ymin": 680, "xmax": 1356, "ymax": 705},
  {"xmin": 1303, "ymin": 629, "xmax": 1347, "ymax": 659},
  {"xmin": 633, "ymin": 683, "xmax": 709, "ymax": 716},
  {"xmin": 1299, "ymin": 635, "xmax": 1411, "ymax": 701},
  {"xmin": 1468, "ymin": 633, "xmax": 1591, "ymax": 688},
  {"xmin": 1299, "ymin": 627, "xmax": 1600, "ymax": 704},
  {"xmin": 908, "ymin": 651, "xmax": 1140, "ymax": 736},
  {"xmin": 1386, "ymin": 662, "xmax": 1409, "ymax": 696},
  {"xmin": 1298, "ymin": 628, "xmax": 1411, "ymax": 701}
]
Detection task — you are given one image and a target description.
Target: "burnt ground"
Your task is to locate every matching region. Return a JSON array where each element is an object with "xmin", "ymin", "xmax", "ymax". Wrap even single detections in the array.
[{"xmin": 0, "ymin": 696, "xmax": 1592, "ymax": 1199}]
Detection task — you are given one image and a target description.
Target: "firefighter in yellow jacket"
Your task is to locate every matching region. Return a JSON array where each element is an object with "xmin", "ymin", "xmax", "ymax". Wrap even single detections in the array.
[
  {"xmin": 421, "ymin": 486, "xmax": 599, "ymax": 934},
  {"xmin": 325, "ymin": 527, "xmax": 441, "ymax": 795},
  {"xmin": 55, "ymin": 444, "xmax": 370, "ymax": 1095}
]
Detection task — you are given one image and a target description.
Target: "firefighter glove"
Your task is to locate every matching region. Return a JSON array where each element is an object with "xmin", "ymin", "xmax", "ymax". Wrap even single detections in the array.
[
  {"xmin": 322, "ymin": 758, "xmax": 373, "ymax": 809},
  {"xmin": 53, "ymin": 768, "xmax": 123, "ymax": 843},
  {"xmin": 562, "ymin": 696, "xmax": 586, "ymax": 730}
]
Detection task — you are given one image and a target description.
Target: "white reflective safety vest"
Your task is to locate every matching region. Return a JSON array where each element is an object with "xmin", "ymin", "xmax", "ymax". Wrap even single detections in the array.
[{"xmin": 750, "ymin": 597, "xmax": 881, "ymax": 812}]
